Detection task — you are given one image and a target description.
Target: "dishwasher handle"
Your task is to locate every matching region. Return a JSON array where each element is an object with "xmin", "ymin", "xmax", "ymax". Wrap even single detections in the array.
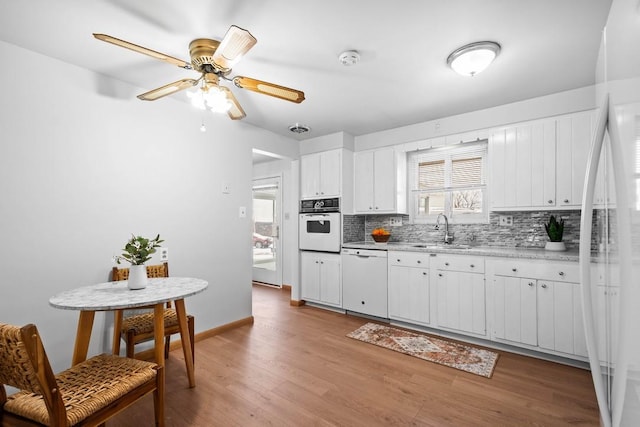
[{"xmin": 343, "ymin": 248, "xmax": 388, "ymax": 258}]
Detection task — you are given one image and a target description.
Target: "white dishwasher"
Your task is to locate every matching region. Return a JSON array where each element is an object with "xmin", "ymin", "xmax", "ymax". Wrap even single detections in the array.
[{"xmin": 342, "ymin": 248, "xmax": 388, "ymax": 318}]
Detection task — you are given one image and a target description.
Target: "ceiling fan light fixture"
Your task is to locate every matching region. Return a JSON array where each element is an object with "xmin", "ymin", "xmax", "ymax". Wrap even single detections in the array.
[
  {"xmin": 289, "ymin": 123, "xmax": 310, "ymax": 134},
  {"xmin": 203, "ymin": 87, "xmax": 232, "ymax": 113},
  {"xmin": 447, "ymin": 41, "xmax": 501, "ymax": 77},
  {"xmin": 186, "ymin": 89, "xmax": 207, "ymax": 110}
]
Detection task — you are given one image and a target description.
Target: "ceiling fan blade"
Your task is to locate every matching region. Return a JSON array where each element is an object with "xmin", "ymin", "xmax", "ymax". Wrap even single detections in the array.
[
  {"xmin": 211, "ymin": 25, "xmax": 257, "ymax": 71},
  {"xmin": 137, "ymin": 78, "xmax": 198, "ymax": 101},
  {"xmin": 219, "ymin": 86, "xmax": 246, "ymax": 120},
  {"xmin": 233, "ymin": 76, "xmax": 305, "ymax": 103},
  {"xmin": 93, "ymin": 33, "xmax": 192, "ymax": 70}
]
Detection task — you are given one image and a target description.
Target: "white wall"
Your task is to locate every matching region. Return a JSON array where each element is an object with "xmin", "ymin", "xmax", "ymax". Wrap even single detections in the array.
[
  {"xmin": 0, "ymin": 40, "xmax": 293, "ymax": 371},
  {"xmin": 355, "ymin": 85, "xmax": 596, "ymax": 151},
  {"xmin": 299, "ymin": 131, "xmax": 355, "ymax": 155}
]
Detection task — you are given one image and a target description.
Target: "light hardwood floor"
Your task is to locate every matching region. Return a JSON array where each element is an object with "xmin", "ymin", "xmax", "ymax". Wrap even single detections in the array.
[{"xmin": 110, "ymin": 284, "xmax": 599, "ymax": 426}]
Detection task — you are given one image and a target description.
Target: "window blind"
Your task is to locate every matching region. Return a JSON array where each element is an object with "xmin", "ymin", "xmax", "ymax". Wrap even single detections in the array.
[{"xmin": 409, "ymin": 141, "xmax": 487, "ymax": 191}]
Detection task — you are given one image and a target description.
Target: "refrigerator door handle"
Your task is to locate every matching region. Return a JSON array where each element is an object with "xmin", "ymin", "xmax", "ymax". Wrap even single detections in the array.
[
  {"xmin": 605, "ymin": 96, "xmax": 634, "ymax": 427},
  {"xmin": 579, "ymin": 93, "xmax": 611, "ymax": 427}
]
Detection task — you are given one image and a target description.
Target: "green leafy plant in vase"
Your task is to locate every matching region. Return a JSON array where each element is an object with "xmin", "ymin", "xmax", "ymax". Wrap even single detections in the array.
[
  {"xmin": 114, "ymin": 234, "xmax": 164, "ymax": 289},
  {"xmin": 543, "ymin": 216, "xmax": 566, "ymax": 251}
]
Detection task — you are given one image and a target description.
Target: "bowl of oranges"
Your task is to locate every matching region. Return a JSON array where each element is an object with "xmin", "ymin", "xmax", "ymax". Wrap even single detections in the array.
[{"xmin": 371, "ymin": 227, "xmax": 391, "ymax": 243}]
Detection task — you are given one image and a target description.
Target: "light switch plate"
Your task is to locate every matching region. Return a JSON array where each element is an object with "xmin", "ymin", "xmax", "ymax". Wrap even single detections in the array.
[
  {"xmin": 239, "ymin": 206, "xmax": 246, "ymax": 218},
  {"xmin": 160, "ymin": 247, "xmax": 169, "ymax": 261}
]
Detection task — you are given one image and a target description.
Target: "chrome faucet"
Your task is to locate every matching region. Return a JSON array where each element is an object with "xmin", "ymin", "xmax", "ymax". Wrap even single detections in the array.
[{"xmin": 435, "ymin": 213, "xmax": 454, "ymax": 244}]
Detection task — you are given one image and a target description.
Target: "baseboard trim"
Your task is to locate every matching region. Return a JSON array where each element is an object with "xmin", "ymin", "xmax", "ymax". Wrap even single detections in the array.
[
  {"xmin": 290, "ymin": 299, "xmax": 305, "ymax": 307},
  {"xmin": 194, "ymin": 316, "xmax": 254, "ymax": 342},
  {"xmin": 135, "ymin": 316, "xmax": 255, "ymax": 360}
]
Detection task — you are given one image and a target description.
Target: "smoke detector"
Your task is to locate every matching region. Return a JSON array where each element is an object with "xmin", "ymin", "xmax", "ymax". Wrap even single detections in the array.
[
  {"xmin": 338, "ymin": 50, "xmax": 360, "ymax": 66},
  {"xmin": 289, "ymin": 123, "xmax": 311, "ymax": 134}
]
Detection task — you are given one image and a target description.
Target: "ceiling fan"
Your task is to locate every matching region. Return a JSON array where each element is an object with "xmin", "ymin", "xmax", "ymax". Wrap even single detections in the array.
[{"xmin": 93, "ymin": 25, "xmax": 305, "ymax": 120}]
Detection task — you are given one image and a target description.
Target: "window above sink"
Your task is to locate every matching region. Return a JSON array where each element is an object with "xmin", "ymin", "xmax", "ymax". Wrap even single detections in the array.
[{"xmin": 407, "ymin": 140, "xmax": 489, "ymax": 225}]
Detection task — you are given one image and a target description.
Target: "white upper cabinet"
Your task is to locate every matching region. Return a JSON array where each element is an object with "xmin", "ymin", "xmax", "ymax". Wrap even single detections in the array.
[
  {"xmin": 556, "ymin": 110, "xmax": 595, "ymax": 207},
  {"xmin": 490, "ymin": 110, "xmax": 594, "ymax": 210},
  {"xmin": 300, "ymin": 149, "xmax": 342, "ymax": 199},
  {"xmin": 353, "ymin": 147, "xmax": 406, "ymax": 214},
  {"xmin": 490, "ymin": 118, "xmax": 556, "ymax": 209}
]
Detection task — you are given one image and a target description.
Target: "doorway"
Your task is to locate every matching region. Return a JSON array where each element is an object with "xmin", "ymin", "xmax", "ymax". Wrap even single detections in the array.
[{"xmin": 252, "ymin": 176, "xmax": 282, "ymax": 287}]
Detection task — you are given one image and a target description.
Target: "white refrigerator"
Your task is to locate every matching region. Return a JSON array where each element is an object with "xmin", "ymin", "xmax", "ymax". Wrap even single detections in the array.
[{"xmin": 579, "ymin": 0, "xmax": 640, "ymax": 425}]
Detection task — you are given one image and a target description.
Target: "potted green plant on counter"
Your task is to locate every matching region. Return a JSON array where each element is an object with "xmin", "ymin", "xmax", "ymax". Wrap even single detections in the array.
[{"xmin": 543, "ymin": 215, "xmax": 566, "ymax": 251}]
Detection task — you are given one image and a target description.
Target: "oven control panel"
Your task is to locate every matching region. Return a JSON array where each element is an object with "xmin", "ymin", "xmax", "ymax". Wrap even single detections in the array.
[{"xmin": 300, "ymin": 197, "xmax": 340, "ymax": 213}]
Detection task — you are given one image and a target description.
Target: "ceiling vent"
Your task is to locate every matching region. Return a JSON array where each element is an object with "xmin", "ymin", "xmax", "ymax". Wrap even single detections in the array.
[{"xmin": 289, "ymin": 123, "xmax": 311, "ymax": 134}]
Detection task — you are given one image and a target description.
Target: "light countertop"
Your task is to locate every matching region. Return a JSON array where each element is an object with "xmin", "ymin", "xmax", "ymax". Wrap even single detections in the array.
[{"xmin": 342, "ymin": 241, "xmax": 581, "ymax": 262}]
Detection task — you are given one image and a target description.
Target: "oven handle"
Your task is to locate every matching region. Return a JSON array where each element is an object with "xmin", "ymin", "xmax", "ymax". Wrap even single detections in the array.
[{"xmin": 301, "ymin": 213, "xmax": 331, "ymax": 218}]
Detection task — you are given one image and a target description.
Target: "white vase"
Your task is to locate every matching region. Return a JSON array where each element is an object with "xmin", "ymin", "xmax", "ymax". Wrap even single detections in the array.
[
  {"xmin": 128, "ymin": 264, "xmax": 148, "ymax": 290},
  {"xmin": 545, "ymin": 241, "xmax": 567, "ymax": 252}
]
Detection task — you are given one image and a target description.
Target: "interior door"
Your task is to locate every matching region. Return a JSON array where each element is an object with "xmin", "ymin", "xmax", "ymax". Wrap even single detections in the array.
[{"xmin": 252, "ymin": 176, "xmax": 282, "ymax": 287}]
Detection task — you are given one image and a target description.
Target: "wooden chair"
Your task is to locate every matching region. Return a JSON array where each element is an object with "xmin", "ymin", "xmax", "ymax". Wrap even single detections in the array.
[
  {"xmin": 111, "ymin": 262, "xmax": 195, "ymax": 362},
  {"xmin": 0, "ymin": 322, "xmax": 164, "ymax": 426}
]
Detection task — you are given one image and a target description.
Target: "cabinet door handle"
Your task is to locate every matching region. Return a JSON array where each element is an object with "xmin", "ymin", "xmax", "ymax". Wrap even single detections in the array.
[
  {"xmin": 320, "ymin": 261, "xmax": 324, "ymax": 264},
  {"xmin": 528, "ymin": 282, "xmax": 534, "ymax": 287},
  {"xmin": 423, "ymin": 272, "xmax": 427, "ymax": 276},
  {"xmin": 512, "ymin": 268, "xmax": 517, "ymax": 272},
  {"xmin": 397, "ymin": 259, "xmax": 401, "ymax": 262},
  {"xmin": 548, "ymin": 200, "xmax": 553, "ymax": 204},
  {"xmin": 541, "ymin": 283, "xmax": 548, "ymax": 288},
  {"xmin": 417, "ymin": 260, "xmax": 421, "ymax": 264},
  {"xmin": 558, "ymin": 271, "xmax": 565, "ymax": 276},
  {"xmin": 438, "ymin": 273, "xmax": 443, "ymax": 277},
  {"xmin": 361, "ymin": 301, "xmax": 365, "ymax": 305},
  {"xmin": 564, "ymin": 199, "xmax": 569, "ymax": 203},
  {"xmin": 470, "ymin": 264, "xmax": 475, "ymax": 268},
  {"xmin": 315, "ymin": 260, "xmax": 319, "ymax": 264},
  {"xmin": 445, "ymin": 262, "xmax": 449, "ymax": 266}
]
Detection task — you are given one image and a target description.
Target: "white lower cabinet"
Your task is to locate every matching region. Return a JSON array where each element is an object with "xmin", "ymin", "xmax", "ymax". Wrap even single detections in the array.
[
  {"xmin": 433, "ymin": 255, "xmax": 486, "ymax": 336},
  {"xmin": 489, "ymin": 259, "xmax": 587, "ymax": 358},
  {"xmin": 300, "ymin": 251, "xmax": 342, "ymax": 307},
  {"xmin": 387, "ymin": 251, "xmax": 430, "ymax": 325}
]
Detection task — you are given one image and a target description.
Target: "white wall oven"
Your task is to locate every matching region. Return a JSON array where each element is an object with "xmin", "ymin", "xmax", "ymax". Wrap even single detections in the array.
[{"xmin": 299, "ymin": 198, "xmax": 341, "ymax": 253}]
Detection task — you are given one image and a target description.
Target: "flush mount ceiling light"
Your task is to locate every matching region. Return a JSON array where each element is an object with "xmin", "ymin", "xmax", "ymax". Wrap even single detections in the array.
[
  {"xmin": 447, "ymin": 41, "xmax": 501, "ymax": 77},
  {"xmin": 289, "ymin": 123, "xmax": 311, "ymax": 134}
]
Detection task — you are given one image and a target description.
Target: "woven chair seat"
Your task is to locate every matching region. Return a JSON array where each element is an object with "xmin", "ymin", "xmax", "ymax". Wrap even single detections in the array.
[
  {"xmin": 3, "ymin": 354, "xmax": 157, "ymax": 425},
  {"xmin": 122, "ymin": 308, "xmax": 180, "ymax": 335}
]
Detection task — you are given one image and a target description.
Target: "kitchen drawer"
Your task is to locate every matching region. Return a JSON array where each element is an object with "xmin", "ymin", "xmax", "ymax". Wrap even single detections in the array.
[
  {"xmin": 432, "ymin": 254, "xmax": 485, "ymax": 273},
  {"xmin": 388, "ymin": 251, "xmax": 430, "ymax": 267},
  {"xmin": 492, "ymin": 259, "xmax": 579, "ymax": 282}
]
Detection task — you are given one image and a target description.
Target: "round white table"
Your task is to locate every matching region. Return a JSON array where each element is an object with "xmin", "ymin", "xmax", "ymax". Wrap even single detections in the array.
[{"xmin": 50, "ymin": 277, "xmax": 208, "ymax": 388}]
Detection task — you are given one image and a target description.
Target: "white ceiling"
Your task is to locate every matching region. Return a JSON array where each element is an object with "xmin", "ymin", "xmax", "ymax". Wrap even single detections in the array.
[{"xmin": 0, "ymin": 1, "xmax": 611, "ymax": 141}]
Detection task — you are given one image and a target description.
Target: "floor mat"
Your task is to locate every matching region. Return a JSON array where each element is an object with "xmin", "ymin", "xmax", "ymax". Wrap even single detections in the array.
[{"xmin": 347, "ymin": 322, "xmax": 499, "ymax": 378}]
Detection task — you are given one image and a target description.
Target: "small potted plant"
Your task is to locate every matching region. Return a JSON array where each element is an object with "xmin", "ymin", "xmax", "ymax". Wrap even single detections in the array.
[
  {"xmin": 543, "ymin": 216, "xmax": 566, "ymax": 251},
  {"xmin": 114, "ymin": 234, "xmax": 164, "ymax": 289},
  {"xmin": 371, "ymin": 227, "xmax": 391, "ymax": 244}
]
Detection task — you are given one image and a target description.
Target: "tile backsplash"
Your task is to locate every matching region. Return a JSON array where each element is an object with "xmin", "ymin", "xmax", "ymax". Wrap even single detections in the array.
[{"xmin": 343, "ymin": 210, "xmax": 607, "ymax": 251}]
